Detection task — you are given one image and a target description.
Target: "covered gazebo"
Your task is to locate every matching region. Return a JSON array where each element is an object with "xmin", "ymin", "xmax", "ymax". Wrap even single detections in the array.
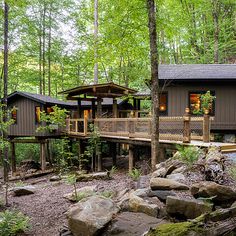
[{"xmin": 59, "ymin": 82, "xmax": 137, "ymax": 119}]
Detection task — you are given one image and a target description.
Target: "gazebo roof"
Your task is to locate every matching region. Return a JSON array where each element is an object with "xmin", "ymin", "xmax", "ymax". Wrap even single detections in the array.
[{"xmin": 59, "ymin": 82, "xmax": 137, "ymax": 99}]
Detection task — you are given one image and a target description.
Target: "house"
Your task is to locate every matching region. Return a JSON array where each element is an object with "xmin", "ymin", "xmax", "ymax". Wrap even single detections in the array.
[
  {"xmin": 7, "ymin": 91, "xmax": 132, "ymax": 138},
  {"xmin": 135, "ymin": 64, "xmax": 236, "ymax": 138}
]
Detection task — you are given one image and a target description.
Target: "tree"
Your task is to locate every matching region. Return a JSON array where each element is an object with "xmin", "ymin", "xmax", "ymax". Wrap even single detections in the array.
[{"xmin": 147, "ymin": 0, "xmax": 160, "ymax": 170}]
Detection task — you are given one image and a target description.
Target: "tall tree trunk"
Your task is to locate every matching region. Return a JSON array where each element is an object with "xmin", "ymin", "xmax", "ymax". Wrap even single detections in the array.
[
  {"xmin": 42, "ymin": 1, "xmax": 46, "ymax": 95},
  {"xmin": 39, "ymin": 22, "xmax": 43, "ymax": 94},
  {"xmin": 212, "ymin": 0, "xmax": 220, "ymax": 63},
  {"xmin": 48, "ymin": 3, "xmax": 52, "ymax": 96},
  {"xmin": 3, "ymin": 1, "xmax": 9, "ymax": 183},
  {"xmin": 94, "ymin": 0, "xmax": 98, "ymax": 84},
  {"xmin": 147, "ymin": 0, "xmax": 160, "ymax": 170}
]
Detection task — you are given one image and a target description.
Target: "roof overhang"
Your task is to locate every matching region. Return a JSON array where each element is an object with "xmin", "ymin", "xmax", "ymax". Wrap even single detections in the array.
[{"xmin": 59, "ymin": 82, "xmax": 137, "ymax": 99}]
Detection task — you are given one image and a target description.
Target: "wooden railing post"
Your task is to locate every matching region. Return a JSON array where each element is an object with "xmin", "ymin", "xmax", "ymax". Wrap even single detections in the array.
[
  {"xmin": 203, "ymin": 112, "xmax": 210, "ymax": 142},
  {"xmin": 84, "ymin": 110, "xmax": 88, "ymax": 135},
  {"xmin": 183, "ymin": 108, "xmax": 191, "ymax": 143},
  {"xmin": 66, "ymin": 115, "xmax": 70, "ymax": 133},
  {"xmin": 129, "ymin": 112, "xmax": 135, "ymax": 138}
]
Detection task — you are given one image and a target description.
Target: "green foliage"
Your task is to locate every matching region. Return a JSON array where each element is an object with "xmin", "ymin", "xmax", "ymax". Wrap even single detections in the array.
[
  {"xmin": 100, "ymin": 190, "xmax": 113, "ymax": 199},
  {"xmin": 175, "ymin": 146, "xmax": 203, "ymax": 166},
  {"xmin": 14, "ymin": 181, "xmax": 25, "ymax": 187},
  {"xmin": 65, "ymin": 173, "xmax": 77, "ymax": 185},
  {"xmin": 0, "ymin": 210, "xmax": 30, "ymax": 236},
  {"xmin": 108, "ymin": 166, "xmax": 118, "ymax": 177},
  {"xmin": 200, "ymin": 91, "xmax": 216, "ymax": 113},
  {"xmin": 128, "ymin": 168, "xmax": 141, "ymax": 181},
  {"xmin": 15, "ymin": 143, "xmax": 40, "ymax": 164},
  {"xmin": 37, "ymin": 105, "xmax": 69, "ymax": 133}
]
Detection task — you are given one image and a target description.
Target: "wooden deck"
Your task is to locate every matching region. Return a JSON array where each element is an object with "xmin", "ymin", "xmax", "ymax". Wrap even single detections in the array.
[{"xmin": 65, "ymin": 116, "xmax": 236, "ymax": 153}]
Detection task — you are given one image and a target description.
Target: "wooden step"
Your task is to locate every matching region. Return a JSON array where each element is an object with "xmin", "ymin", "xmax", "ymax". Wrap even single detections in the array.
[
  {"xmin": 222, "ymin": 149, "xmax": 236, "ymax": 153},
  {"xmin": 221, "ymin": 145, "xmax": 236, "ymax": 151}
]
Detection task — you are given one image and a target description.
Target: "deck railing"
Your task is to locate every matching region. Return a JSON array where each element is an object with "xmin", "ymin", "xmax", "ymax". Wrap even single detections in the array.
[{"xmin": 65, "ymin": 111, "xmax": 213, "ymax": 143}]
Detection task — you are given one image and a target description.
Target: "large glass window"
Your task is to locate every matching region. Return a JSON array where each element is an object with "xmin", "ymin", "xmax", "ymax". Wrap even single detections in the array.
[
  {"xmin": 11, "ymin": 107, "xmax": 17, "ymax": 124},
  {"xmin": 160, "ymin": 92, "xmax": 168, "ymax": 115},
  {"xmin": 189, "ymin": 91, "xmax": 215, "ymax": 115},
  {"xmin": 35, "ymin": 106, "xmax": 41, "ymax": 124}
]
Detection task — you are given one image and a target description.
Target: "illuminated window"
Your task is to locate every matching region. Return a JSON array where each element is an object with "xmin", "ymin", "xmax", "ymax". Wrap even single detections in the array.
[
  {"xmin": 35, "ymin": 106, "xmax": 41, "ymax": 124},
  {"xmin": 11, "ymin": 107, "xmax": 17, "ymax": 124},
  {"xmin": 160, "ymin": 92, "xmax": 168, "ymax": 115},
  {"xmin": 189, "ymin": 91, "xmax": 215, "ymax": 115}
]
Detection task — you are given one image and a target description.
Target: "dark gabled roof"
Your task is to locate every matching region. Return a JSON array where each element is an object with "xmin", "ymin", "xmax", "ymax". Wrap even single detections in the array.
[
  {"xmin": 7, "ymin": 91, "xmax": 77, "ymax": 107},
  {"xmin": 7, "ymin": 91, "xmax": 125, "ymax": 107},
  {"xmin": 159, "ymin": 64, "xmax": 236, "ymax": 80}
]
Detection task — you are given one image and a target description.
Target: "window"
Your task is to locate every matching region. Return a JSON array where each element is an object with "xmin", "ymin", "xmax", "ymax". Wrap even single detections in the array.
[
  {"xmin": 11, "ymin": 107, "xmax": 17, "ymax": 124},
  {"xmin": 35, "ymin": 106, "xmax": 41, "ymax": 124},
  {"xmin": 189, "ymin": 91, "xmax": 215, "ymax": 115},
  {"xmin": 159, "ymin": 92, "xmax": 168, "ymax": 115}
]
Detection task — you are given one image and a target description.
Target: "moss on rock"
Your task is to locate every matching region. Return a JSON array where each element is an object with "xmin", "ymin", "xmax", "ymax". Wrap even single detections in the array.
[{"xmin": 147, "ymin": 221, "xmax": 203, "ymax": 236}]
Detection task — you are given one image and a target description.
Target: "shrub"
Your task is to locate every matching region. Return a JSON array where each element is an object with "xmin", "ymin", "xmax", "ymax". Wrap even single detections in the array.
[
  {"xmin": 0, "ymin": 210, "xmax": 29, "ymax": 236},
  {"xmin": 129, "ymin": 168, "xmax": 141, "ymax": 181},
  {"xmin": 175, "ymin": 145, "xmax": 203, "ymax": 166},
  {"xmin": 100, "ymin": 190, "xmax": 114, "ymax": 199}
]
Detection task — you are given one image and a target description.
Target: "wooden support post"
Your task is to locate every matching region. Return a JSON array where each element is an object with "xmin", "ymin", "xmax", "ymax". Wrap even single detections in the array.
[
  {"xmin": 10, "ymin": 142, "xmax": 16, "ymax": 174},
  {"xmin": 97, "ymin": 98, "xmax": 102, "ymax": 118},
  {"xmin": 40, "ymin": 141, "xmax": 46, "ymax": 171},
  {"xmin": 203, "ymin": 113, "xmax": 210, "ymax": 142},
  {"xmin": 183, "ymin": 108, "xmax": 191, "ymax": 143},
  {"xmin": 97, "ymin": 152, "xmax": 102, "ymax": 172},
  {"xmin": 92, "ymin": 99, "xmax": 96, "ymax": 119},
  {"xmin": 84, "ymin": 110, "xmax": 88, "ymax": 135},
  {"xmin": 129, "ymin": 112, "xmax": 135, "ymax": 138},
  {"xmin": 77, "ymin": 98, "xmax": 82, "ymax": 118},
  {"xmin": 129, "ymin": 144, "xmax": 134, "ymax": 172},
  {"xmin": 111, "ymin": 142, "xmax": 117, "ymax": 166},
  {"xmin": 137, "ymin": 99, "xmax": 141, "ymax": 117},
  {"xmin": 112, "ymin": 99, "xmax": 118, "ymax": 118}
]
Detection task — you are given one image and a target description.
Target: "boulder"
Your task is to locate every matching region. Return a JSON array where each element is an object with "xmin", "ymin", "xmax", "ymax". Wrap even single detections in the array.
[
  {"xmin": 136, "ymin": 175, "xmax": 150, "ymax": 189},
  {"xmin": 166, "ymin": 196, "xmax": 212, "ymax": 219},
  {"xmin": 148, "ymin": 190, "xmax": 177, "ymax": 202},
  {"xmin": 151, "ymin": 167, "xmax": 166, "ymax": 178},
  {"xmin": 13, "ymin": 185, "xmax": 36, "ymax": 196},
  {"xmin": 171, "ymin": 166, "xmax": 187, "ymax": 174},
  {"xmin": 64, "ymin": 185, "xmax": 97, "ymax": 202},
  {"xmin": 115, "ymin": 189, "xmax": 130, "ymax": 211},
  {"xmin": 50, "ymin": 175, "xmax": 61, "ymax": 182},
  {"xmin": 76, "ymin": 172, "xmax": 109, "ymax": 182},
  {"xmin": 103, "ymin": 212, "xmax": 168, "ymax": 236},
  {"xmin": 129, "ymin": 193, "xmax": 159, "ymax": 217},
  {"xmin": 132, "ymin": 188, "xmax": 150, "ymax": 198},
  {"xmin": 191, "ymin": 182, "xmax": 236, "ymax": 203},
  {"xmin": 67, "ymin": 196, "xmax": 119, "ymax": 236},
  {"xmin": 166, "ymin": 173, "xmax": 186, "ymax": 182},
  {"xmin": 150, "ymin": 177, "xmax": 189, "ymax": 191}
]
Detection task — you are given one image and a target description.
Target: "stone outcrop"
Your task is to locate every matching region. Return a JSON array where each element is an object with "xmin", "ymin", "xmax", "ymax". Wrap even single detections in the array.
[
  {"xmin": 150, "ymin": 177, "xmax": 189, "ymax": 191},
  {"xmin": 13, "ymin": 185, "xmax": 36, "ymax": 196},
  {"xmin": 166, "ymin": 196, "xmax": 212, "ymax": 219},
  {"xmin": 67, "ymin": 196, "xmax": 119, "ymax": 236}
]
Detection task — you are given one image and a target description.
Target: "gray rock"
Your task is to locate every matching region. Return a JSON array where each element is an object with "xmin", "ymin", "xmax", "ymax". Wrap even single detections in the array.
[
  {"xmin": 191, "ymin": 181, "xmax": 236, "ymax": 203},
  {"xmin": 136, "ymin": 175, "xmax": 149, "ymax": 189},
  {"xmin": 171, "ymin": 166, "xmax": 186, "ymax": 174},
  {"xmin": 76, "ymin": 172, "xmax": 109, "ymax": 181},
  {"xmin": 148, "ymin": 190, "xmax": 177, "ymax": 202},
  {"xmin": 150, "ymin": 177, "xmax": 189, "ymax": 191},
  {"xmin": 166, "ymin": 173, "xmax": 186, "ymax": 182},
  {"xmin": 64, "ymin": 185, "xmax": 97, "ymax": 202},
  {"xmin": 132, "ymin": 188, "xmax": 150, "ymax": 198},
  {"xmin": 13, "ymin": 185, "xmax": 36, "ymax": 196},
  {"xmin": 166, "ymin": 196, "xmax": 212, "ymax": 219},
  {"xmin": 50, "ymin": 175, "xmax": 61, "ymax": 182},
  {"xmin": 104, "ymin": 212, "xmax": 167, "ymax": 236},
  {"xmin": 129, "ymin": 192, "xmax": 159, "ymax": 217},
  {"xmin": 67, "ymin": 196, "xmax": 119, "ymax": 236},
  {"xmin": 151, "ymin": 167, "xmax": 166, "ymax": 178}
]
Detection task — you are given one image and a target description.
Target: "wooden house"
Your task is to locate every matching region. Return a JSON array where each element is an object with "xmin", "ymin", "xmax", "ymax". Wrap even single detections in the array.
[{"xmin": 135, "ymin": 64, "xmax": 236, "ymax": 137}]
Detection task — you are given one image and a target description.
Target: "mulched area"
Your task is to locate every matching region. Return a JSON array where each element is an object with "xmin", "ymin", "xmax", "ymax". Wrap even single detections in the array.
[{"xmin": 0, "ymin": 171, "xmax": 133, "ymax": 236}]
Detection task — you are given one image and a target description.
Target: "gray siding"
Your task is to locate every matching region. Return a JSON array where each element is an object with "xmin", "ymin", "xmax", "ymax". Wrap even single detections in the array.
[
  {"xmin": 164, "ymin": 84, "xmax": 236, "ymax": 131},
  {"xmin": 8, "ymin": 97, "xmax": 61, "ymax": 137}
]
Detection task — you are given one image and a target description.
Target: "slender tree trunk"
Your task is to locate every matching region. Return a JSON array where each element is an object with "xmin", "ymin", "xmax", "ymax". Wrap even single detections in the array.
[
  {"xmin": 212, "ymin": 0, "xmax": 220, "ymax": 63},
  {"xmin": 94, "ymin": 0, "xmax": 98, "ymax": 84},
  {"xmin": 39, "ymin": 24, "xmax": 43, "ymax": 94},
  {"xmin": 48, "ymin": 3, "xmax": 52, "ymax": 96},
  {"xmin": 3, "ymin": 1, "xmax": 9, "ymax": 186},
  {"xmin": 42, "ymin": 1, "xmax": 46, "ymax": 95},
  {"xmin": 147, "ymin": 0, "xmax": 160, "ymax": 170}
]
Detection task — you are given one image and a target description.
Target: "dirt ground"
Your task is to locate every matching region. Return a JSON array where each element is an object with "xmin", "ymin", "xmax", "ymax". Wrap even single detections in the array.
[{"xmin": 0, "ymin": 171, "xmax": 133, "ymax": 236}]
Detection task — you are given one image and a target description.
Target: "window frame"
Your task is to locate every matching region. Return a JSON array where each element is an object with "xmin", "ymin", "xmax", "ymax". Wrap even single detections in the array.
[
  {"xmin": 188, "ymin": 90, "xmax": 215, "ymax": 116},
  {"xmin": 35, "ymin": 106, "xmax": 42, "ymax": 124}
]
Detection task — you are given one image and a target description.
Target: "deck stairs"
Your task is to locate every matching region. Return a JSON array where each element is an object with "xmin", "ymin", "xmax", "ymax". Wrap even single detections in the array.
[{"xmin": 221, "ymin": 144, "xmax": 236, "ymax": 153}]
